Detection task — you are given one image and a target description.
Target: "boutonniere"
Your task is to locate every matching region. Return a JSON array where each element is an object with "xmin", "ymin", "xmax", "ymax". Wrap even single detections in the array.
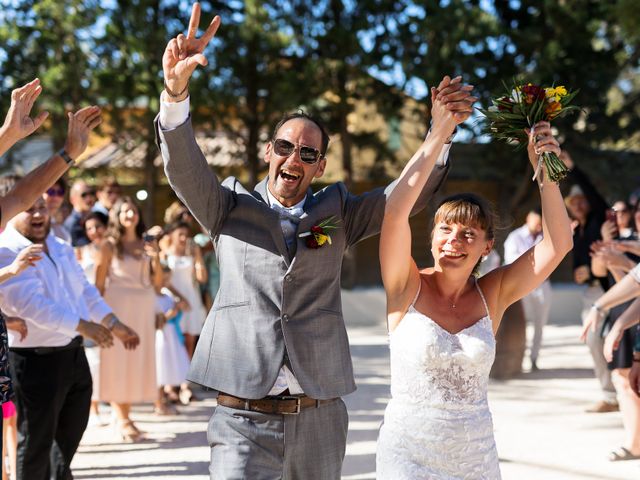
[{"xmin": 299, "ymin": 216, "xmax": 341, "ymax": 249}]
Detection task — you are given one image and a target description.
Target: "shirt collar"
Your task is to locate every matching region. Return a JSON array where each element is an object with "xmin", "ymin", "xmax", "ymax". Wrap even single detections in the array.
[{"xmin": 266, "ymin": 186, "xmax": 306, "ymax": 211}]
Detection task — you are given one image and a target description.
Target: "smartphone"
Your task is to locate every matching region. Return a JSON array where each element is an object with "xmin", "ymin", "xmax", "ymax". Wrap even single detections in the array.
[
  {"xmin": 143, "ymin": 233, "xmax": 156, "ymax": 243},
  {"xmin": 605, "ymin": 209, "xmax": 617, "ymax": 223}
]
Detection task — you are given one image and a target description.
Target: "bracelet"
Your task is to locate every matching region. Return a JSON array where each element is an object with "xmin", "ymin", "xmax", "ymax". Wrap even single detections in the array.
[
  {"xmin": 591, "ymin": 303, "xmax": 607, "ymax": 316},
  {"xmin": 163, "ymin": 80, "xmax": 189, "ymax": 99},
  {"xmin": 57, "ymin": 148, "xmax": 74, "ymax": 165}
]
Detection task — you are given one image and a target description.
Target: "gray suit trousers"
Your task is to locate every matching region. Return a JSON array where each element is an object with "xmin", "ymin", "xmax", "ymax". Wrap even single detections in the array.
[{"xmin": 207, "ymin": 400, "xmax": 348, "ymax": 479}]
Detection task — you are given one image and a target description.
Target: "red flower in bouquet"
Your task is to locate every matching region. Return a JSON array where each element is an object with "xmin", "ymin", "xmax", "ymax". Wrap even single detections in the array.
[{"xmin": 480, "ymin": 80, "xmax": 581, "ymax": 182}]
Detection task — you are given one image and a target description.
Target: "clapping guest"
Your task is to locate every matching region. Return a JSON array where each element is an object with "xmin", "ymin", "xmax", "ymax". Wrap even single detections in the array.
[
  {"xmin": 0, "ymin": 78, "xmax": 99, "ymax": 230},
  {"xmin": 563, "ymin": 152, "xmax": 618, "ymax": 413},
  {"xmin": 95, "ymin": 197, "xmax": 162, "ymax": 442},
  {"xmin": 583, "ymin": 263, "xmax": 640, "ymax": 461},
  {"xmin": 0, "ymin": 190, "xmax": 138, "ymax": 479}
]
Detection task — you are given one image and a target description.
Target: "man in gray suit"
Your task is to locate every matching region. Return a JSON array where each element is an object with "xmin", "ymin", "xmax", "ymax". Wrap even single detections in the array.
[{"xmin": 156, "ymin": 4, "xmax": 475, "ymax": 479}]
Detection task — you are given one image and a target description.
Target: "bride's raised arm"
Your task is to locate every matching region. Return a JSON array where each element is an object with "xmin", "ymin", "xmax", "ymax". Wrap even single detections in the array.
[
  {"xmin": 490, "ymin": 122, "xmax": 573, "ymax": 321},
  {"xmin": 380, "ymin": 76, "xmax": 475, "ymax": 329}
]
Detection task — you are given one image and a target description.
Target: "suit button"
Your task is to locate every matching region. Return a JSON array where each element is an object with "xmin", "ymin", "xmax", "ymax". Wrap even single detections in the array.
[
  {"xmin": 282, "ymin": 314, "xmax": 290, "ymax": 322},
  {"xmin": 285, "ymin": 275, "xmax": 293, "ymax": 283}
]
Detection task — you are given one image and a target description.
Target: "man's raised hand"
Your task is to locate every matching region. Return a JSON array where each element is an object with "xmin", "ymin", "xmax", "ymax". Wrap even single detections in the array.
[
  {"xmin": 63, "ymin": 106, "xmax": 102, "ymax": 161},
  {"xmin": 1, "ymin": 78, "xmax": 49, "ymax": 143},
  {"xmin": 163, "ymin": 2, "xmax": 221, "ymax": 102}
]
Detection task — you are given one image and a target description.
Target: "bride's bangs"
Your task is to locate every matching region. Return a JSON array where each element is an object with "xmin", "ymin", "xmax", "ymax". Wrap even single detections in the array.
[{"xmin": 434, "ymin": 193, "xmax": 495, "ymax": 239}]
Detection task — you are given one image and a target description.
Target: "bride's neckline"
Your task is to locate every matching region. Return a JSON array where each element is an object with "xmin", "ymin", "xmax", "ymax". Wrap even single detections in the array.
[{"xmin": 405, "ymin": 304, "xmax": 490, "ymax": 336}]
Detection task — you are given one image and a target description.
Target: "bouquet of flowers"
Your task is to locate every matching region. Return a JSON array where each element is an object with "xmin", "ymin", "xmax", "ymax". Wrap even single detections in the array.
[{"xmin": 481, "ymin": 81, "xmax": 580, "ymax": 182}]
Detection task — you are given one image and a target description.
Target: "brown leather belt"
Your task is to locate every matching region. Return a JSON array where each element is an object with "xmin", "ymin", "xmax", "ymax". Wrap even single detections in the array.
[{"xmin": 217, "ymin": 393, "xmax": 336, "ymax": 415}]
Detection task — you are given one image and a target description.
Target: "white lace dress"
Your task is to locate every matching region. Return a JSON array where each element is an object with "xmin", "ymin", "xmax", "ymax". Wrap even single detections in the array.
[{"xmin": 377, "ymin": 281, "xmax": 501, "ymax": 479}]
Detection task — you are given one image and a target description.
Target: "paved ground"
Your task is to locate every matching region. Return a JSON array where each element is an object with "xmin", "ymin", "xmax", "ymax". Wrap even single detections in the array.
[{"xmin": 71, "ymin": 288, "xmax": 640, "ymax": 479}]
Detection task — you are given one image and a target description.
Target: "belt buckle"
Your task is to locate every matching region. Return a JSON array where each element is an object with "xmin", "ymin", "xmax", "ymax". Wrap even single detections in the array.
[{"xmin": 279, "ymin": 396, "xmax": 302, "ymax": 415}]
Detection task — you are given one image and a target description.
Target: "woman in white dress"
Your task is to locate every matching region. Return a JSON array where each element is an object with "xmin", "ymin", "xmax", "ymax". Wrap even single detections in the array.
[
  {"xmin": 163, "ymin": 221, "xmax": 207, "ymax": 358},
  {"xmin": 376, "ymin": 76, "xmax": 573, "ymax": 479}
]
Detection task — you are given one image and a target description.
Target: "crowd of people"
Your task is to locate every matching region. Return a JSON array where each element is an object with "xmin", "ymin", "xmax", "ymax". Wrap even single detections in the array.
[
  {"xmin": 0, "ymin": 3, "xmax": 638, "ymax": 480},
  {"xmin": 0, "ymin": 78, "xmax": 219, "ymax": 478}
]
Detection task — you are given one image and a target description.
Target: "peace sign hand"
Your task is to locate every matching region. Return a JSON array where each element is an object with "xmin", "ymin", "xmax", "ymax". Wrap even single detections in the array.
[{"xmin": 162, "ymin": 2, "xmax": 221, "ymax": 102}]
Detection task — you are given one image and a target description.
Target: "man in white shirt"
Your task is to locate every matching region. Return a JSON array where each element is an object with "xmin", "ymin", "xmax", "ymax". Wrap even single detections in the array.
[
  {"xmin": 503, "ymin": 207, "xmax": 552, "ymax": 370},
  {"xmin": 0, "ymin": 190, "xmax": 139, "ymax": 480}
]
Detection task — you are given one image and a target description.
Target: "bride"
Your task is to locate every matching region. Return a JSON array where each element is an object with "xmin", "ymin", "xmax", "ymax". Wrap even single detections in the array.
[{"xmin": 376, "ymin": 78, "xmax": 573, "ymax": 479}]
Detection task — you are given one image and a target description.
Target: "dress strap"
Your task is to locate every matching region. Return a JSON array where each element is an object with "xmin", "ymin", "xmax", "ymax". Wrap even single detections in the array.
[
  {"xmin": 410, "ymin": 278, "xmax": 422, "ymax": 308},
  {"xmin": 474, "ymin": 277, "xmax": 491, "ymax": 321}
]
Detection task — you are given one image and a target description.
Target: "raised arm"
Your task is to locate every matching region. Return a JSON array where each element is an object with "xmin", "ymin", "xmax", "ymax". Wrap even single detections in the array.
[
  {"xmin": 0, "ymin": 104, "xmax": 102, "ymax": 228},
  {"xmin": 380, "ymin": 78, "xmax": 475, "ymax": 329},
  {"xmin": 157, "ymin": 4, "xmax": 237, "ymax": 235},
  {"xmin": 490, "ymin": 123, "xmax": 573, "ymax": 320},
  {"xmin": 0, "ymin": 79, "xmax": 48, "ymax": 157}
]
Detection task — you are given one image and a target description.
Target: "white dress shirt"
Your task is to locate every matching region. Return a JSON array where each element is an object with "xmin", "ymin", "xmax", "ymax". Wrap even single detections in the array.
[
  {"xmin": 503, "ymin": 224, "xmax": 543, "ymax": 265},
  {"xmin": 0, "ymin": 226, "xmax": 112, "ymax": 348}
]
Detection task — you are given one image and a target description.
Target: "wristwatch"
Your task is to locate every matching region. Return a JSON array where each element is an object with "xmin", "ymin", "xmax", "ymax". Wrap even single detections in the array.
[{"xmin": 57, "ymin": 148, "xmax": 74, "ymax": 165}]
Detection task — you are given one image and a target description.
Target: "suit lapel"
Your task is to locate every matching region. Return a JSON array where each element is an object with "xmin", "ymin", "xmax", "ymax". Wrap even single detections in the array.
[{"xmin": 253, "ymin": 178, "xmax": 292, "ymax": 265}]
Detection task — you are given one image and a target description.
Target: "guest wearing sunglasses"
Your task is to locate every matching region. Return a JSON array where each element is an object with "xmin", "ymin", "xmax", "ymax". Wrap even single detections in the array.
[
  {"xmin": 43, "ymin": 178, "xmax": 72, "ymax": 243},
  {"xmin": 63, "ymin": 180, "xmax": 97, "ymax": 247},
  {"xmin": 155, "ymin": 5, "xmax": 475, "ymax": 478}
]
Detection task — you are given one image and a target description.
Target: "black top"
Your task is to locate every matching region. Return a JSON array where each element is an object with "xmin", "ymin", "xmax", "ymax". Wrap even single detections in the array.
[{"xmin": 566, "ymin": 165, "xmax": 608, "ymax": 289}]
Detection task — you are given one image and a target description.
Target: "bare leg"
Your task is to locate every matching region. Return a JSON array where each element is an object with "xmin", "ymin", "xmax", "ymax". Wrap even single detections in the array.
[
  {"xmin": 184, "ymin": 334, "xmax": 196, "ymax": 359},
  {"xmin": 5, "ymin": 414, "xmax": 17, "ymax": 480},
  {"xmin": 613, "ymin": 369, "xmax": 640, "ymax": 455}
]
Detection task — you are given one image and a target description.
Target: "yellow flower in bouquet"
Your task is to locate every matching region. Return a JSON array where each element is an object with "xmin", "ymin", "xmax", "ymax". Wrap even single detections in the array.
[{"xmin": 480, "ymin": 80, "xmax": 581, "ymax": 182}]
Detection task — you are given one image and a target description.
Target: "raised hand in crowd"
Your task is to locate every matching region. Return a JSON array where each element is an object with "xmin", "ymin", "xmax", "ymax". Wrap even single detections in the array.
[
  {"xmin": 5, "ymin": 316, "xmax": 28, "ymax": 342},
  {"xmin": 0, "ymin": 244, "xmax": 43, "ymax": 284},
  {"xmin": 431, "ymin": 75, "xmax": 477, "ymax": 125},
  {"xmin": 0, "ymin": 91, "xmax": 103, "ymax": 229},
  {"xmin": 162, "ymin": 2, "xmax": 220, "ymax": 102},
  {"xmin": 0, "ymin": 78, "xmax": 49, "ymax": 157}
]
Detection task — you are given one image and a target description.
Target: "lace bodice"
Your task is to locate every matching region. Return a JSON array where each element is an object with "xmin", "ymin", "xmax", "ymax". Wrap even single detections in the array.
[
  {"xmin": 377, "ymin": 280, "xmax": 501, "ymax": 479},
  {"xmin": 389, "ymin": 305, "xmax": 495, "ymax": 408}
]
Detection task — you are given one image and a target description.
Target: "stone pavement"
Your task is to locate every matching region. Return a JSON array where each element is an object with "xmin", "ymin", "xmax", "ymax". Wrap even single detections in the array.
[{"xmin": 71, "ymin": 287, "xmax": 640, "ymax": 479}]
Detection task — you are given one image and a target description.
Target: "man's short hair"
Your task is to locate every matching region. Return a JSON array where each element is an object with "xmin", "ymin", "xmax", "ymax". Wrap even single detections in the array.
[
  {"xmin": 272, "ymin": 111, "xmax": 330, "ymax": 156},
  {"xmin": 0, "ymin": 174, "xmax": 22, "ymax": 197},
  {"xmin": 98, "ymin": 176, "xmax": 120, "ymax": 191}
]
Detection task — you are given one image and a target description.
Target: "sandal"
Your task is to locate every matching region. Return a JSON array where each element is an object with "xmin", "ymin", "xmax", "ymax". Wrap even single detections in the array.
[
  {"xmin": 115, "ymin": 419, "xmax": 143, "ymax": 443},
  {"xmin": 179, "ymin": 387, "xmax": 194, "ymax": 405},
  {"xmin": 608, "ymin": 447, "xmax": 640, "ymax": 461}
]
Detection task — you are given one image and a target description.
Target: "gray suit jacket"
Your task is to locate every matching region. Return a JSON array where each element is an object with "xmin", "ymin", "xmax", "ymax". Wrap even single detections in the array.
[{"xmin": 156, "ymin": 117, "xmax": 448, "ymax": 399}]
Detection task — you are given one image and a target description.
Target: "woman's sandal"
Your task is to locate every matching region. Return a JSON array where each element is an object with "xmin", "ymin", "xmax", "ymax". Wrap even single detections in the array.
[
  {"xmin": 115, "ymin": 419, "xmax": 143, "ymax": 443},
  {"xmin": 179, "ymin": 387, "xmax": 194, "ymax": 406},
  {"xmin": 608, "ymin": 447, "xmax": 640, "ymax": 461}
]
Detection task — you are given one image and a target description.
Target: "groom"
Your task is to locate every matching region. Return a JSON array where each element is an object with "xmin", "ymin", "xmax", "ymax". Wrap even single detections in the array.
[{"xmin": 156, "ymin": 3, "xmax": 475, "ymax": 478}]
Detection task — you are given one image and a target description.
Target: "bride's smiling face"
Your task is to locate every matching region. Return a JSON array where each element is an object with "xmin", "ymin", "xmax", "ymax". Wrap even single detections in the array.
[
  {"xmin": 430, "ymin": 194, "xmax": 496, "ymax": 273},
  {"xmin": 432, "ymin": 221, "xmax": 492, "ymax": 271}
]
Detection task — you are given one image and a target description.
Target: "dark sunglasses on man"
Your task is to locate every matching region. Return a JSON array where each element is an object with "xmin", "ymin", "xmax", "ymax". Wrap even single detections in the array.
[
  {"xmin": 45, "ymin": 187, "xmax": 65, "ymax": 197},
  {"xmin": 81, "ymin": 190, "xmax": 96, "ymax": 199},
  {"xmin": 272, "ymin": 138, "xmax": 323, "ymax": 165}
]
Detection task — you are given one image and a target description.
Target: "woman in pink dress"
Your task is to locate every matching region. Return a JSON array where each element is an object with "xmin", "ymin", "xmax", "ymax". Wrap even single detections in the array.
[{"xmin": 95, "ymin": 197, "xmax": 162, "ymax": 442}]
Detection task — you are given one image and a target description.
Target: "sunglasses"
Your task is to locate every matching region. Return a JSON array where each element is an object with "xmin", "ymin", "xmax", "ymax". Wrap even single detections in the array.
[
  {"xmin": 81, "ymin": 190, "xmax": 96, "ymax": 199},
  {"xmin": 46, "ymin": 187, "xmax": 65, "ymax": 197},
  {"xmin": 272, "ymin": 139, "xmax": 323, "ymax": 165}
]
